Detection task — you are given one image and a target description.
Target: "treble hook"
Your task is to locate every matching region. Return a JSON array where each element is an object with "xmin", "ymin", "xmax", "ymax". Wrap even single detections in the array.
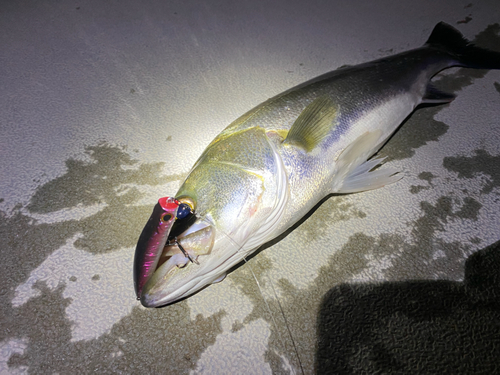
[{"xmin": 173, "ymin": 237, "xmax": 199, "ymax": 265}]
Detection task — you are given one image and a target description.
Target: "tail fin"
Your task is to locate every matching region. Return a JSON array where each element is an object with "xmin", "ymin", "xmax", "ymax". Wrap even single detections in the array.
[{"xmin": 426, "ymin": 22, "xmax": 500, "ymax": 69}]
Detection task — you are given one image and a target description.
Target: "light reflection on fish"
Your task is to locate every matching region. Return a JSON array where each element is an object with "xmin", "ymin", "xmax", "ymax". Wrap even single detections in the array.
[{"xmin": 134, "ymin": 22, "xmax": 500, "ymax": 307}]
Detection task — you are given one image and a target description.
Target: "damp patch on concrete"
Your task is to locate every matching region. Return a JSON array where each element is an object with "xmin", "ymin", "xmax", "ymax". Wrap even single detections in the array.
[
  {"xmin": 410, "ymin": 171, "xmax": 437, "ymax": 194},
  {"xmin": 444, "ymin": 149, "xmax": 500, "ymax": 194},
  {"xmin": 494, "ymin": 81, "xmax": 500, "ymax": 94}
]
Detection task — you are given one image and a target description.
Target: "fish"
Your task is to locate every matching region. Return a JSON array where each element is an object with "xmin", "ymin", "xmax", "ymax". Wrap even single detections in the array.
[{"xmin": 134, "ymin": 22, "xmax": 500, "ymax": 307}]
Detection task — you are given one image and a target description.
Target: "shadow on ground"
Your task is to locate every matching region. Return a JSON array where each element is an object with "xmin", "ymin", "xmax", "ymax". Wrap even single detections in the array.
[{"xmin": 316, "ymin": 239, "xmax": 500, "ymax": 374}]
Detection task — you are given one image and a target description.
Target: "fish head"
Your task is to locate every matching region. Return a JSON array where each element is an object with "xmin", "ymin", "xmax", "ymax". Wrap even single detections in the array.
[
  {"xmin": 135, "ymin": 128, "xmax": 287, "ymax": 307},
  {"xmin": 135, "ymin": 164, "xmax": 272, "ymax": 307}
]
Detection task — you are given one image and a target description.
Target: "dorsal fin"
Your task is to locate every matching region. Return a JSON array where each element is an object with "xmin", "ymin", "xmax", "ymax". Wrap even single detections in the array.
[{"xmin": 284, "ymin": 96, "xmax": 338, "ymax": 152}]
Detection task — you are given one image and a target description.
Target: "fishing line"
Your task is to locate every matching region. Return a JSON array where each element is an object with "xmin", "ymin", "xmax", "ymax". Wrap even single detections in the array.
[
  {"xmin": 206, "ymin": 220, "xmax": 305, "ymax": 374},
  {"xmin": 243, "ymin": 258, "xmax": 305, "ymax": 375}
]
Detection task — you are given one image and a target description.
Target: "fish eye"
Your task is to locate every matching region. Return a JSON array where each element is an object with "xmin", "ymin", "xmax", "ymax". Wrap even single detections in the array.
[
  {"xmin": 176, "ymin": 196, "xmax": 196, "ymax": 211},
  {"xmin": 176, "ymin": 203, "xmax": 192, "ymax": 219},
  {"xmin": 161, "ymin": 213, "xmax": 173, "ymax": 222}
]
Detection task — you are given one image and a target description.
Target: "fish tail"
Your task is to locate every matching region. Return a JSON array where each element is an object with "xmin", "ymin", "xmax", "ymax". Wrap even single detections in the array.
[{"xmin": 426, "ymin": 22, "xmax": 500, "ymax": 70}]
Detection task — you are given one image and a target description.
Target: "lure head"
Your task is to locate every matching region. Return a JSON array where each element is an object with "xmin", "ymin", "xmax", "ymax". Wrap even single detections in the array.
[
  {"xmin": 134, "ymin": 195, "xmax": 231, "ymax": 307},
  {"xmin": 133, "ymin": 196, "xmax": 200, "ymax": 300},
  {"xmin": 133, "ymin": 197, "xmax": 181, "ymax": 299}
]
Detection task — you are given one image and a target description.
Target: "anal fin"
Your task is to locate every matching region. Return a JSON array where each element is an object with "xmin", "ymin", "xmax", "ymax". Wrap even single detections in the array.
[
  {"xmin": 334, "ymin": 130, "xmax": 401, "ymax": 193},
  {"xmin": 422, "ymin": 84, "xmax": 455, "ymax": 104},
  {"xmin": 338, "ymin": 157, "xmax": 401, "ymax": 193}
]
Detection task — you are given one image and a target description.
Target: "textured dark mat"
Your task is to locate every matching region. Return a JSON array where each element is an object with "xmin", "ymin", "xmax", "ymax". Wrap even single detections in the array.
[{"xmin": 316, "ymin": 240, "xmax": 500, "ymax": 374}]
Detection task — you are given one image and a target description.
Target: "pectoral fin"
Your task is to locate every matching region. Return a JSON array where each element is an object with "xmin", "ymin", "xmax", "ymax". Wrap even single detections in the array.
[
  {"xmin": 284, "ymin": 96, "xmax": 338, "ymax": 152},
  {"xmin": 337, "ymin": 156, "xmax": 401, "ymax": 193}
]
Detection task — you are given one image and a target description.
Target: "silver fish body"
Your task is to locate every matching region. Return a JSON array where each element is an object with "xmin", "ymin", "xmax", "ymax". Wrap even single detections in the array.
[{"xmin": 135, "ymin": 22, "xmax": 500, "ymax": 307}]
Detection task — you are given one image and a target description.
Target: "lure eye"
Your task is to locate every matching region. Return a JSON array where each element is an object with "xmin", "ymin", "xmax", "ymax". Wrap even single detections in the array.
[
  {"xmin": 161, "ymin": 213, "xmax": 173, "ymax": 223},
  {"xmin": 176, "ymin": 203, "xmax": 192, "ymax": 219}
]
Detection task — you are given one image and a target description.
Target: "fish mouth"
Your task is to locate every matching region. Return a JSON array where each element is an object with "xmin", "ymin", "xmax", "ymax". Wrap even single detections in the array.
[
  {"xmin": 134, "ymin": 197, "xmax": 246, "ymax": 307},
  {"xmin": 139, "ymin": 212, "xmax": 248, "ymax": 307},
  {"xmin": 138, "ymin": 214, "xmax": 223, "ymax": 307},
  {"xmin": 155, "ymin": 219, "xmax": 216, "ymax": 279}
]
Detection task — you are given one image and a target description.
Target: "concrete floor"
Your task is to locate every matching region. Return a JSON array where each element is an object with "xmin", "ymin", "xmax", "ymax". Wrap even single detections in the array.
[{"xmin": 1, "ymin": 0, "xmax": 500, "ymax": 373}]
